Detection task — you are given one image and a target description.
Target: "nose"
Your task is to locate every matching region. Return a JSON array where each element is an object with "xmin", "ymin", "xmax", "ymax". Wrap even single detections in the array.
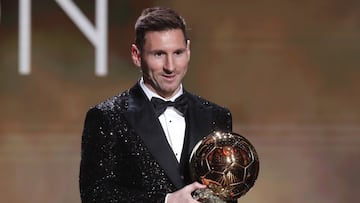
[{"xmin": 164, "ymin": 55, "xmax": 175, "ymax": 73}]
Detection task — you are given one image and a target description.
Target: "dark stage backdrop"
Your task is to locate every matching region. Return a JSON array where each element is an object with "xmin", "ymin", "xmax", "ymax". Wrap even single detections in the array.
[{"xmin": 1, "ymin": 0, "xmax": 360, "ymax": 202}]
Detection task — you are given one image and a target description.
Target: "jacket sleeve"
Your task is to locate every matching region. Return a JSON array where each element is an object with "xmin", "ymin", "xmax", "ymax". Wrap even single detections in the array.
[
  {"xmin": 79, "ymin": 108, "xmax": 167, "ymax": 203},
  {"xmin": 212, "ymin": 106, "xmax": 233, "ymax": 133}
]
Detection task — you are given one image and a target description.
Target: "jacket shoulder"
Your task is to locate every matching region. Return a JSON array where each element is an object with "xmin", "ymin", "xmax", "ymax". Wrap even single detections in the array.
[
  {"xmin": 187, "ymin": 92, "xmax": 233, "ymax": 132},
  {"xmin": 92, "ymin": 90, "xmax": 130, "ymax": 113},
  {"xmin": 187, "ymin": 92, "xmax": 230, "ymax": 112}
]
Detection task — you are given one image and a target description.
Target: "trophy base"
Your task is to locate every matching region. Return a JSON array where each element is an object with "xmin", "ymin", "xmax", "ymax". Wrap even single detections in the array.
[{"xmin": 192, "ymin": 188, "xmax": 226, "ymax": 203}]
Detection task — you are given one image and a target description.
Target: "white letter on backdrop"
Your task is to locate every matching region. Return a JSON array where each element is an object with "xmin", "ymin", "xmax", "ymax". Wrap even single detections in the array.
[
  {"xmin": 19, "ymin": 0, "xmax": 31, "ymax": 75},
  {"xmin": 55, "ymin": 0, "xmax": 108, "ymax": 76}
]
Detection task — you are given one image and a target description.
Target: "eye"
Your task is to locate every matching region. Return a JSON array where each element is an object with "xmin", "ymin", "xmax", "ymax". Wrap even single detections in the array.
[
  {"xmin": 153, "ymin": 51, "xmax": 165, "ymax": 57},
  {"xmin": 174, "ymin": 50, "xmax": 185, "ymax": 56}
]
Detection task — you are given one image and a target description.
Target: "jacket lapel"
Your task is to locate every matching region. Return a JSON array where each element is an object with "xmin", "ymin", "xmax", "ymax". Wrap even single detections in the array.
[
  {"xmin": 185, "ymin": 92, "xmax": 213, "ymax": 155},
  {"xmin": 123, "ymin": 83, "xmax": 184, "ymax": 188},
  {"xmin": 178, "ymin": 92, "xmax": 213, "ymax": 183}
]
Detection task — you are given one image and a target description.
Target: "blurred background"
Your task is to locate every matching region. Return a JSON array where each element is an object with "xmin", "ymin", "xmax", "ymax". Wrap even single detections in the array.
[{"xmin": 1, "ymin": 0, "xmax": 360, "ymax": 202}]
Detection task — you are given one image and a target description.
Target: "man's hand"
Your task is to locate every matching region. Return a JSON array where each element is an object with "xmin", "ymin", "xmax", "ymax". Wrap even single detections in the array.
[{"xmin": 166, "ymin": 182, "xmax": 207, "ymax": 203}]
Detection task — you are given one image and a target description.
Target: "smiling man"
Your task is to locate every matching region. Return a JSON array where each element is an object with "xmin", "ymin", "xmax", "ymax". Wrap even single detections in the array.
[
  {"xmin": 79, "ymin": 7, "xmax": 233, "ymax": 203},
  {"xmin": 131, "ymin": 28, "xmax": 190, "ymax": 99}
]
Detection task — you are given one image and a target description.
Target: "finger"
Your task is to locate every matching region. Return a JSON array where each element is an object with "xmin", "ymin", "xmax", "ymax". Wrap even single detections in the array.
[
  {"xmin": 186, "ymin": 182, "xmax": 207, "ymax": 192},
  {"xmin": 193, "ymin": 181, "xmax": 207, "ymax": 188}
]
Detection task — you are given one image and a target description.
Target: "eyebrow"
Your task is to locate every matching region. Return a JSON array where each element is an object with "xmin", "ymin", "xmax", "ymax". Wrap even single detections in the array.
[{"xmin": 148, "ymin": 47, "xmax": 187, "ymax": 54}]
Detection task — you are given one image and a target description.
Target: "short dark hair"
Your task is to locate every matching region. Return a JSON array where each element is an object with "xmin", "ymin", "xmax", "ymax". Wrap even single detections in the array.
[{"xmin": 134, "ymin": 7, "xmax": 188, "ymax": 50}]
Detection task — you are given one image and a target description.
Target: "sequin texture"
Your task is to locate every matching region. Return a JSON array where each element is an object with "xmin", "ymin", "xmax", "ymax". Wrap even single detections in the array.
[{"xmin": 79, "ymin": 83, "xmax": 232, "ymax": 202}]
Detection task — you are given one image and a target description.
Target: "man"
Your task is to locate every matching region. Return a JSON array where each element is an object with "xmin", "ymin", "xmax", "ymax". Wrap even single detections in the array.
[{"xmin": 79, "ymin": 7, "xmax": 233, "ymax": 203}]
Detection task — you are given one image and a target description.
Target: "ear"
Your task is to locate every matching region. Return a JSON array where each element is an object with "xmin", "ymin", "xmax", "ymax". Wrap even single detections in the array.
[
  {"xmin": 131, "ymin": 44, "xmax": 141, "ymax": 67},
  {"xmin": 186, "ymin": 39, "xmax": 191, "ymax": 60}
]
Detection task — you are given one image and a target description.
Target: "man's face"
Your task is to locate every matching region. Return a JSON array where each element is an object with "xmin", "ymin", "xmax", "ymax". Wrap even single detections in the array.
[{"xmin": 132, "ymin": 29, "xmax": 190, "ymax": 99}]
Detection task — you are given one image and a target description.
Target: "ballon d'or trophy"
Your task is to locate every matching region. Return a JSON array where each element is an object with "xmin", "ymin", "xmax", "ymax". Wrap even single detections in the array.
[{"xmin": 189, "ymin": 131, "xmax": 259, "ymax": 203}]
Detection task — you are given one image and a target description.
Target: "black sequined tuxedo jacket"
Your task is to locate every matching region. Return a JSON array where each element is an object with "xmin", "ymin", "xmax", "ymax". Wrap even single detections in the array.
[{"xmin": 80, "ymin": 82, "xmax": 232, "ymax": 203}]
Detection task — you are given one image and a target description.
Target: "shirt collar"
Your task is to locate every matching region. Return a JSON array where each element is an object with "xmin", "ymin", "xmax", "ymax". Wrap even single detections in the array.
[{"xmin": 139, "ymin": 77, "xmax": 183, "ymax": 102}]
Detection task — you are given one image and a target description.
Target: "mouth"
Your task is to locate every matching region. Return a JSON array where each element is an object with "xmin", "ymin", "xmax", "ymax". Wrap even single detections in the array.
[{"xmin": 162, "ymin": 74, "xmax": 177, "ymax": 80}]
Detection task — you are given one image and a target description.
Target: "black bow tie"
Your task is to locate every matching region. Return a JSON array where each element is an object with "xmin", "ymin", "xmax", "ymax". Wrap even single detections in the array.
[{"xmin": 151, "ymin": 94, "xmax": 188, "ymax": 117}]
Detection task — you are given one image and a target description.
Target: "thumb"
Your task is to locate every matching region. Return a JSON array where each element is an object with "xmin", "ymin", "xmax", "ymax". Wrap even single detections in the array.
[{"xmin": 185, "ymin": 182, "xmax": 207, "ymax": 192}]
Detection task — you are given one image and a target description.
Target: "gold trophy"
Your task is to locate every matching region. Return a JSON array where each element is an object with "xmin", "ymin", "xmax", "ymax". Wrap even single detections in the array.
[{"xmin": 189, "ymin": 131, "xmax": 259, "ymax": 203}]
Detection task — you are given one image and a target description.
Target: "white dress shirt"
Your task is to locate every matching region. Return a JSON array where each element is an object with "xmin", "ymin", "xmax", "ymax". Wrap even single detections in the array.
[{"xmin": 139, "ymin": 78, "xmax": 186, "ymax": 162}]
